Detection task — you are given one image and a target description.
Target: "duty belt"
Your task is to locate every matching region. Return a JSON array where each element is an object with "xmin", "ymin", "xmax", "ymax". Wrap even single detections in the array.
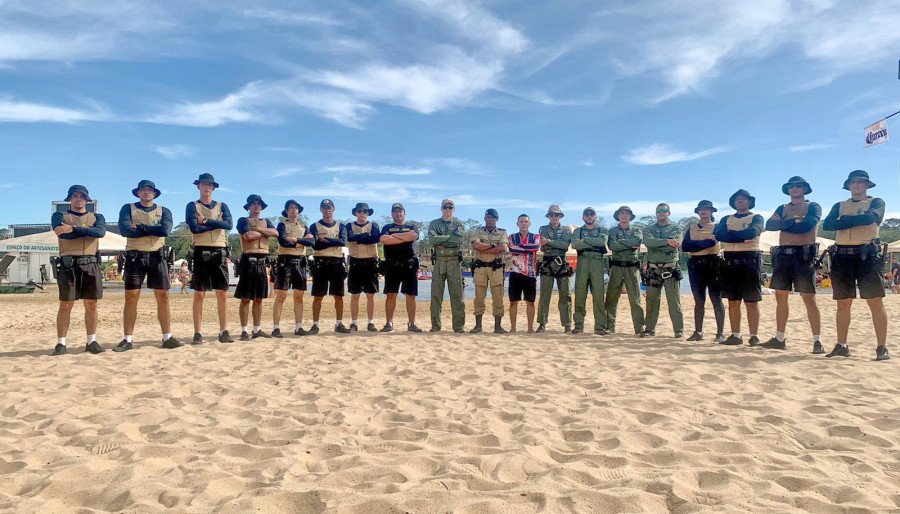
[
  {"xmin": 689, "ymin": 254, "xmax": 720, "ymax": 260},
  {"xmin": 609, "ymin": 259, "xmax": 640, "ymax": 267},
  {"xmin": 57, "ymin": 255, "xmax": 98, "ymax": 266},
  {"xmin": 576, "ymin": 248, "xmax": 605, "ymax": 255},
  {"xmin": 278, "ymin": 255, "xmax": 306, "ymax": 263},
  {"xmin": 647, "ymin": 262, "xmax": 676, "ymax": 269},
  {"xmin": 834, "ymin": 245, "xmax": 862, "ymax": 255},
  {"xmin": 772, "ymin": 245, "xmax": 814, "ymax": 256},
  {"xmin": 725, "ymin": 257, "xmax": 760, "ymax": 265},
  {"xmin": 474, "ymin": 259, "xmax": 503, "ymax": 269}
]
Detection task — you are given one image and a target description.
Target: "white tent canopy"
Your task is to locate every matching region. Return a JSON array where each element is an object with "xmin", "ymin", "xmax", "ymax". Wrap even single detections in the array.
[
  {"xmin": 0, "ymin": 230, "xmax": 127, "ymax": 253},
  {"xmin": 887, "ymin": 239, "xmax": 900, "ymax": 252}
]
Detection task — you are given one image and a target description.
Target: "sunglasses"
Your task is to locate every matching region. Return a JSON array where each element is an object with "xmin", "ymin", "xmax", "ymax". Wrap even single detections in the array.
[
  {"xmin": 441, "ymin": 205, "xmax": 454, "ymax": 210},
  {"xmin": 656, "ymin": 209, "xmax": 669, "ymax": 213}
]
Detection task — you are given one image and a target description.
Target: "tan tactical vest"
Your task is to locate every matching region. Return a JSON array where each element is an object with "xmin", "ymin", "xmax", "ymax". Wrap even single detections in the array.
[
  {"xmin": 313, "ymin": 221, "xmax": 343, "ymax": 258},
  {"xmin": 688, "ymin": 222, "xmax": 720, "ymax": 256},
  {"xmin": 835, "ymin": 197, "xmax": 879, "ymax": 246},
  {"xmin": 778, "ymin": 201, "xmax": 817, "ymax": 246},
  {"xmin": 278, "ymin": 220, "xmax": 308, "ymax": 257},
  {"xmin": 192, "ymin": 201, "xmax": 228, "ymax": 248},
  {"xmin": 347, "ymin": 222, "xmax": 378, "ymax": 259},
  {"xmin": 240, "ymin": 218, "xmax": 270, "ymax": 255},
  {"xmin": 474, "ymin": 227, "xmax": 508, "ymax": 262},
  {"xmin": 126, "ymin": 204, "xmax": 164, "ymax": 252},
  {"xmin": 58, "ymin": 212, "xmax": 100, "ymax": 256},
  {"xmin": 723, "ymin": 214, "xmax": 760, "ymax": 252}
]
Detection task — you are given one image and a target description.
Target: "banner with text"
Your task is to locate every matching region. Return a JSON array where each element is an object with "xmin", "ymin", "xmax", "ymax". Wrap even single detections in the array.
[{"xmin": 864, "ymin": 119, "xmax": 889, "ymax": 148}]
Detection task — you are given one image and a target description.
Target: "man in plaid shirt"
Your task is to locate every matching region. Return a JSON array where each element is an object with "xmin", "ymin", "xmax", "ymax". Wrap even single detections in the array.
[{"xmin": 507, "ymin": 214, "xmax": 541, "ymax": 333}]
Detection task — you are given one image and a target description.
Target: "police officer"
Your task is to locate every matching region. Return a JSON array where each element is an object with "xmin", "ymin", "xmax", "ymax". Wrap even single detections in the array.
[
  {"xmin": 114, "ymin": 180, "xmax": 181, "ymax": 352},
  {"xmin": 235, "ymin": 195, "xmax": 277, "ymax": 341},
  {"xmin": 604, "ymin": 206, "xmax": 645, "ymax": 335},
  {"xmin": 470, "ymin": 208, "xmax": 508, "ymax": 334},
  {"xmin": 715, "ymin": 190, "xmax": 765, "ymax": 346},
  {"xmin": 571, "ymin": 207, "xmax": 608, "ymax": 335},
  {"xmin": 379, "ymin": 203, "xmax": 423, "ymax": 333},
  {"xmin": 822, "ymin": 170, "xmax": 890, "ymax": 360},
  {"xmin": 642, "ymin": 203, "xmax": 684, "ymax": 338},
  {"xmin": 762, "ymin": 177, "xmax": 822, "ymax": 352},
  {"xmin": 272, "ymin": 200, "xmax": 314, "ymax": 337},
  {"xmin": 51, "ymin": 185, "xmax": 107, "ymax": 356},
  {"xmin": 186, "ymin": 173, "xmax": 234, "ymax": 344},
  {"xmin": 346, "ymin": 203, "xmax": 380, "ymax": 332},
  {"xmin": 308, "ymin": 199, "xmax": 350, "ymax": 334},
  {"xmin": 537, "ymin": 204, "xmax": 573, "ymax": 333},
  {"xmin": 681, "ymin": 200, "xmax": 725, "ymax": 343},
  {"xmin": 428, "ymin": 199, "xmax": 466, "ymax": 333}
]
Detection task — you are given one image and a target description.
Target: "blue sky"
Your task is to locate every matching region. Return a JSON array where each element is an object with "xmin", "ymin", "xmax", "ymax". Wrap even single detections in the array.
[{"xmin": 1, "ymin": 0, "xmax": 899, "ymax": 228}]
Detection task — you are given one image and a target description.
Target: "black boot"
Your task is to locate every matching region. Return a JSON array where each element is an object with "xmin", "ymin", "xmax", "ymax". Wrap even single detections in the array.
[
  {"xmin": 470, "ymin": 315, "xmax": 483, "ymax": 333},
  {"xmin": 494, "ymin": 317, "xmax": 508, "ymax": 334}
]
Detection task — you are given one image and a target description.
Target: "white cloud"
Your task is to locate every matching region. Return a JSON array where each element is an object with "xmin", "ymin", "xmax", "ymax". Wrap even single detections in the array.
[
  {"xmin": 423, "ymin": 157, "xmax": 489, "ymax": 175},
  {"xmin": 153, "ymin": 144, "xmax": 196, "ymax": 159},
  {"xmin": 271, "ymin": 166, "xmax": 304, "ymax": 178},
  {"xmin": 787, "ymin": 143, "xmax": 834, "ymax": 152},
  {"xmin": 0, "ymin": 97, "xmax": 108, "ymax": 123},
  {"xmin": 323, "ymin": 165, "xmax": 431, "ymax": 176},
  {"xmin": 623, "ymin": 143, "xmax": 727, "ymax": 165},
  {"xmin": 241, "ymin": 7, "xmax": 341, "ymax": 27},
  {"xmin": 148, "ymin": 82, "xmax": 265, "ymax": 127},
  {"xmin": 269, "ymin": 177, "xmax": 442, "ymax": 202},
  {"xmin": 581, "ymin": 160, "xmax": 594, "ymax": 167},
  {"xmin": 399, "ymin": 0, "xmax": 528, "ymax": 54}
]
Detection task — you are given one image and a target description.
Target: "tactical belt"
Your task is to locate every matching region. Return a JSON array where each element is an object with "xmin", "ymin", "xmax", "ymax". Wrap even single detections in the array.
[
  {"xmin": 772, "ymin": 244, "xmax": 815, "ymax": 256},
  {"xmin": 56, "ymin": 255, "xmax": 98, "ymax": 266},
  {"xmin": 474, "ymin": 259, "xmax": 503, "ymax": 269},
  {"xmin": 647, "ymin": 262, "xmax": 676, "ymax": 269},
  {"xmin": 609, "ymin": 260, "xmax": 640, "ymax": 267},
  {"xmin": 725, "ymin": 258, "xmax": 760, "ymax": 266},
  {"xmin": 577, "ymin": 248, "xmax": 605, "ymax": 255},
  {"xmin": 834, "ymin": 245, "xmax": 862, "ymax": 255},
  {"xmin": 689, "ymin": 254, "xmax": 720, "ymax": 261},
  {"xmin": 277, "ymin": 255, "xmax": 307, "ymax": 264}
]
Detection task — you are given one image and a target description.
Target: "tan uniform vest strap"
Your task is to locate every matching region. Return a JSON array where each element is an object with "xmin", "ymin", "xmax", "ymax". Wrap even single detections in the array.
[
  {"xmin": 778, "ymin": 201, "xmax": 817, "ymax": 246},
  {"xmin": 278, "ymin": 220, "xmax": 307, "ymax": 256},
  {"xmin": 347, "ymin": 222, "xmax": 378, "ymax": 259},
  {"xmin": 126, "ymin": 205, "xmax": 165, "ymax": 252},
  {"xmin": 835, "ymin": 197, "xmax": 879, "ymax": 246},
  {"xmin": 688, "ymin": 222, "xmax": 720, "ymax": 256},
  {"xmin": 192, "ymin": 201, "xmax": 228, "ymax": 248},
  {"xmin": 474, "ymin": 227, "xmax": 508, "ymax": 262},
  {"xmin": 240, "ymin": 218, "xmax": 270, "ymax": 255},
  {"xmin": 313, "ymin": 221, "xmax": 343, "ymax": 258},
  {"xmin": 723, "ymin": 214, "xmax": 760, "ymax": 252},
  {"xmin": 58, "ymin": 212, "xmax": 100, "ymax": 256}
]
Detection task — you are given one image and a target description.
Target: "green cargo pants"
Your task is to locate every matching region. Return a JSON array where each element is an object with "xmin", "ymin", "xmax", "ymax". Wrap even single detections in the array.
[
  {"xmin": 431, "ymin": 257, "xmax": 465, "ymax": 331},
  {"xmin": 538, "ymin": 273, "xmax": 572, "ymax": 328},
  {"xmin": 604, "ymin": 264, "xmax": 644, "ymax": 334},
  {"xmin": 644, "ymin": 273, "xmax": 683, "ymax": 333},
  {"xmin": 573, "ymin": 254, "xmax": 606, "ymax": 332}
]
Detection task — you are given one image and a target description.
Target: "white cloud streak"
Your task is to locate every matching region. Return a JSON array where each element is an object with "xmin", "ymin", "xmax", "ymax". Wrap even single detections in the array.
[
  {"xmin": 623, "ymin": 143, "xmax": 727, "ymax": 165},
  {"xmin": 787, "ymin": 143, "xmax": 834, "ymax": 152},
  {"xmin": 154, "ymin": 144, "xmax": 196, "ymax": 159},
  {"xmin": 0, "ymin": 97, "xmax": 108, "ymax": 123}
]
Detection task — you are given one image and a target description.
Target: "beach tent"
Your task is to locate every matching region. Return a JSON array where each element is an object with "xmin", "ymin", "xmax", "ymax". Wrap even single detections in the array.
[
  {"xmin": 758, "ymin": 231, "xmax": 834, "ymax": 255},
  {"xmin": 0, "ymin": 230, "xmax": 127, "ymax": 284},
  {"xmin": 887, "ymin": 239, "xmax": 900, "ymax": 252}
]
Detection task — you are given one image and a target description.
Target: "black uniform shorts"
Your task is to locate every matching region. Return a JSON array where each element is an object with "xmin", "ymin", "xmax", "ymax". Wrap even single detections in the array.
[
  {"xmin": 273, "ymin": 256, "xmax": 307, "ymax": 291},
  {"xmin": 123, "ymin": 250, "xmax": 170, "ymax": 291},
  {"xmin": 234, "ymin": 254, "xmax": 269, "ymax": 300},
  {"xmin": 509, "ymin": 272, "xmax": 537, "ymax": 303},
  {"xmin": 383, "ymin": 258, "xmax": 418, "ymax": 296},
  {"xmin": 722, "ymin": 252, "xmax": 762, "ymax": 303},
  {"xmin": 190, "ymin": 247, "xmax": 229, "ymax": 292},
  {"xmin": 770, "ymin": 247, "xmax": 816, "ymax": 294},
  {"xmin": 57, "ymin": 257, "xmax": 103, "ymax": 301},
  {"xmin": 831, "ymin": 252, "xmax": 885, "ymax": 300},
  {"xmin": 311, "ymin": 256, "xmax": 346, "ymax": 297},
  {"xmin": 347, "ymin": 257, "xmax": 379, "ymax": 295}
]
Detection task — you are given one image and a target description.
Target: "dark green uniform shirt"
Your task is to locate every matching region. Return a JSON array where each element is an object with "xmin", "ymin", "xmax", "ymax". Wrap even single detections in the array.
[
  {"xmin": 571, "ymin": 225, "xmax": 608, "ymax": 254},
  {"xmin": 608, "ymin": 225, "xmax": 642, "ymax": 261},
  {"xmin": 539, "ymin": 224, "xmax": 572, "ymax": 258},
  {"xmin": 643, "ymin": 222, "xmax": 682, "ymax": 264},
  {"xmin": 428, "ymin": 217, "xmax": 465, "ymax": 257}
]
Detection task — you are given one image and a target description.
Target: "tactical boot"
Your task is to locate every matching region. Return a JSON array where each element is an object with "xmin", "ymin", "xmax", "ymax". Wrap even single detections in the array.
[
  {"xmin": 380, "ymin": 323, "xmax": 394, "ymax": 333},
  {"xmin": 430, "ymin": 326, "xmax": 441, "ymax": 333},
  {"xmin": 748, "ymin": 336, "xmax": 760, "ymax": 347},
  {"xmin": 826, "ymin": 344, "xmax": 850, "ymax": 358},
  {"xmin": 453, "ymin": 328, "xmax": 465, "ymax": 334},
  {"xmin": 367, "ymin": 323, "xmax": 378, "ymax": 332},
  {"xmin": 571, "ymin": 328, "xmax": 583, "ymax": 334},
  {"xmin": 192, "ymin": 332, "xmax": 203, "ymax": 345},
  {"xmin": 335, "ymin": 323, "xmax": 351, "ymax": 334},
  {"xmin": 760, "ymin": 337, "xmax": 786, "ymax": 350},
  {"xmin": 721, "ymin": 335, "xmax": 743, "ymax": 345},
  {"xmin": 594, "ymin": 328, "xmax": 608, "ymax": 336},
  {"xmin": 349, "ymin": 323, "xmax": 359, "ymax": 333},
  {"xmin": 639, "ymin": 330, "xmax": 654, "ymax": 338},
  {"xmin": 271, "ymin": 328, "xmax": 283, "ymax": 339},
  {"xmin": 240, "ymin": 331, "xmax": 251, "ymax": 341},
  {"xmin": 686, "ymin": 331, "xmax": 703, "ymax": 341},
  {"xmin": 218, "ymin": 330, "xmax": 234, "ymax": 343},
  {"xmin": 494, "ymin": 317, "xmax": 508, "ymax": 334},
  {"xmin": 564, "ymin": 326, "xmax": 572, "ymax": 334},
  {"xmin": 674, "ymin": 332, "xmax": 684, "ymax": 339},
  {"xmin": 408, "ymin": 323, "xmax": 423, "ymax": 333},
  {"xmin": 113, "ymin": 340, "xmax": 133, "ymax": 352},
  {"xmin": 812, "ymin": 341, "xmax": 824, "ymax": 354},
  {"xmin": 470, "ymin": 315, "xmax": 483, "ymax": 334},
  {"xmin": 162, "ymin": 337, "xmax": 183, "ymax": 349},
  {"xmin": 536, "ymin": 324, "xmax": 546, "ymax": 333},
  {"xmin": 252, "ymin": 330, "xmax": 271, "ymax": 339},
  {"xmin": 51, "ymin": 343, "xmax": 67, "ymax": 356},
  {"xmin": 876, "ymin": 346, "xmax": 891, "ymax": 361},
  {"xmin": 86, "ymin": 341, "xmax": 105, "ymax": 354}
]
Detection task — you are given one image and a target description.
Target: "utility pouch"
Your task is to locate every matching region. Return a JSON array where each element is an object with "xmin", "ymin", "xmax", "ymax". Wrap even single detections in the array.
[
  {"xmin": 430, "ymin": 249, "xmax": 436, "ymax": 265},
  {"xmin": 61, "ymin": 256, "xmax": 74, "ymax": 268},
  {"xmin": 647, "ymin": 268, "xmax": 664, "ymax": 288},
  {"xmin": 673, "ymin": 267, "xmax": 683, "ymax": 281},
  {"xmin": 201, "ymin": 250, "xmax": 212, "ymax": 263},
  {"xmin": 49, "ymin": 257, "xmax": 60, "ymax": 280},
  {"xmin": 491, "ymin": 258, "xmax": 504, "ymax": 270}
]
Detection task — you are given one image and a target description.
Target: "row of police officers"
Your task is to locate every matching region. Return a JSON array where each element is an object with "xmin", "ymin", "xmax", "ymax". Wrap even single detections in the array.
[{"xmin": 50, "ymin": 170, "xmax": 889, "ymax": 360}]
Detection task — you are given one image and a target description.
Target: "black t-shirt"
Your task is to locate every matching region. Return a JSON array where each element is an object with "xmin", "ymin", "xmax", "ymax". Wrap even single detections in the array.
[{"xmin": 381, "ymin": 223, "xmax": 417, "ymax": 261}]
